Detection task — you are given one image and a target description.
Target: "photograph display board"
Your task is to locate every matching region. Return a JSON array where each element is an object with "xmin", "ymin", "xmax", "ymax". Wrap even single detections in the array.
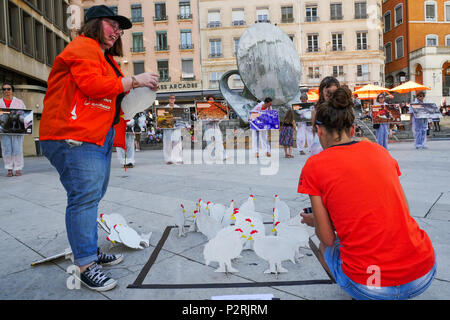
[
  {"xmin": 292, "ymin": 103, "xmax": 314, "ymax": 122},
  {"xmin": 156, "ymin": 107, "xmax": 191, "ymax": 129},
  {"xmin": 372, "ymin": 104, "xmax": 402, "ymax": 124},
  {"xmin": 196, "ymin": 101, "xmax": 229, "ymax": 121},
  {"xmin": 249, "ymin": 110, "xmax": 280, "ymax": 130},
  {"xmin": 0, "ymin": 108, "xmax": 33, "ymax": 134},
  {"xmin": 409, "ymin": 103, "xmax": 442, "ymax": 120}
]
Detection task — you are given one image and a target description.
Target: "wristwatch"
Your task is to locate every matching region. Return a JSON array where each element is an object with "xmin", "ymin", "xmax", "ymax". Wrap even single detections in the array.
[{"xmin": 131, "ymin": 76, "xmax": 139, "ymax": 89}]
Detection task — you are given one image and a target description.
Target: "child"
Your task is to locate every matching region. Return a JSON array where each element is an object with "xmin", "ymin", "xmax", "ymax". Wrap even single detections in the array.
[
  {"xmin": 279, "ymin": 109, "xmax": 296, "ymax": 158},
  {"xmin": 298, "ymin": 87, "xmax": 436, "ymax": 300}
]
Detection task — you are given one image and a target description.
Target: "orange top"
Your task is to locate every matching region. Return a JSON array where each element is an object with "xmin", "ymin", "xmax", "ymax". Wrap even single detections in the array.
[
  {"xmin": 40, "ymin": 35, "xmax": 124, "ymax": 146},
  {"xmin": 298, "ymin": 141, "xmax": 435, "ymax": 286}
]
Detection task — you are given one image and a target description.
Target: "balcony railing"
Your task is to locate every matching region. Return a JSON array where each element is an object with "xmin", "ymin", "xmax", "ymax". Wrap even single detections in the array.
[
  {"xmin": 208, "ymin": 53, "xmax": 223, "ymax": 58},
  {"xmin": 153, "ymin": 15, "xmax": 168, "ymax": 22},
  {"xmin": 281, "ymin": 17, "xmax": 294, "ymax": 23},
  {"xmin": 178, "ymin": 14, "xmax": 192, "ymax": 20},
  {"xmin": 306, "ymin": 47, "xmax": 320, "ymax": 53},
  {"xmin": 131, "ymin": 46, "xmax": 145, "ymax": 53},
  {"xmin": 181, "ymin": 75, "xmax": 195, "ymax": 81},
  {"xmin": 305, "ymin": 16, "xmax": 319, "ymax": 22},
  {"xmin": 207, "ymin": 21, "xmax": 221, "ymax": 28},
  {"xmin": 331, "ymin": 15, "xmax": 343, "ymax": 20},
  {"xmin": 131, "ymin": 16, "xmax": 144, "ymax": 23},
  {"xmin": 332, "ymin": 45, "xmax": 345, "ymax": 51},
  {"xmin": 159, "ymin": 76, "xmax": 171, "ymax": 82},
  {"xmin": 256, "ymin": 19, "xmax": 270, "ymax": 23},
  {"xmin": 356, "ymin": 44, "xmax": 370, "ymax": 50},
  {"xmin": 179, "ymin": 44, "xmax": 194, "ymax": 50},
  {"xmin": 155, "ymin": 45, "xmax": 170, "ymax": 51},
  {"xmin": 232, "ymin": 20, "xmax": 246, "ymax": 26},
  {"xmin": 355, "ymin": 14, "xmax": 368, "ymax": 19}
]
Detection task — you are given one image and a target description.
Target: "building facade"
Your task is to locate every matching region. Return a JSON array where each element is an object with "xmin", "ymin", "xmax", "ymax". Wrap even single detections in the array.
[
  {"xmin": 70, "ymin": 0, "xmax": 202, "ymax": 107},
  {"xmin": 299, "ymin": 0, "xmax": 385, "ymax": 89},
  {"xmin": 383, "ymin": 0, "xmax": 450, "ymax": 103},
  {"xmin": 0, "ymin": 0, "xmax": 71, "ymax": 155}
]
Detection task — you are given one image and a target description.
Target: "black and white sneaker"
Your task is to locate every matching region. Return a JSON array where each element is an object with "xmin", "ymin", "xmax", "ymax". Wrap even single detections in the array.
[
  {"xmin": 80, "ymin": 263, "xmax": 117, "ymax": 292},
  {"xmin": 97, "ymin": 248, "xmax": 124, "ymax": 267}
]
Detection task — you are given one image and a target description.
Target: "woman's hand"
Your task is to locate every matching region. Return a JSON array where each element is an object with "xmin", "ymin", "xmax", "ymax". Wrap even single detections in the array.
[
  {"xmin": 135, "ymin": 72, "xmax": 159, "ymax": 90},
  {"xmin": 300, "ymin": 212, "xmax": 315, "ymax": 227}
]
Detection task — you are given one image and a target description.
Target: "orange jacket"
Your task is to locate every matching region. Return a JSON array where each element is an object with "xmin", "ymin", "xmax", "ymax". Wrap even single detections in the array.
[{"xmin": 40, "ymin": 35, "xmax": 126, "ymax": 147}]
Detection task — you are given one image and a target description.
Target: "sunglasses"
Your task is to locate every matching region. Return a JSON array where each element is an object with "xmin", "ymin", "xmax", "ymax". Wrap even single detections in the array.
[
  {"xmin": 104, "ymin": 19, "xmax": 124, "ymax": 36},
  {"xmin": 2, "ymin": 88, "xmax": 12, "ymax": 91}
]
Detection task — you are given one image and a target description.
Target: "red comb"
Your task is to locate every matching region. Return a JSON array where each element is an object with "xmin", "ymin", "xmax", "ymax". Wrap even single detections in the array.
[
  {"xmin": 235, "ymin": 228, "xmax": 243, "ymax": 232},
  {"xmin": 245, "ymin": 218, "xmax": 252, "ymax": 223},
  {"xmin": 250, "ymin": 230, "xmax": 258, "ymax": 234}
]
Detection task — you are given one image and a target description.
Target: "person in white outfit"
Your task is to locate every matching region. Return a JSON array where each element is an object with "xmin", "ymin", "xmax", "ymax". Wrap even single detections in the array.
[
  {"xmin": 203, "ymin": 96, "xmax": 226, "ymax": 162},
  {"xmin": 0, "ymin": 83, "xmax": 26, "ymax": 177},
  {"xmin": 116, "ymin": 119, "xmax": 136, "ymax": 168},
  {"xmin": 250, "ymin": 97, "xmax": 272, "ymax": 158},
  {"xmin": 162, "ymin": 95, "xmax": 183, "ymax": 164},
  {"xmin": 296, "ymin": 93, "xmax": 314, "ymax": 155}
]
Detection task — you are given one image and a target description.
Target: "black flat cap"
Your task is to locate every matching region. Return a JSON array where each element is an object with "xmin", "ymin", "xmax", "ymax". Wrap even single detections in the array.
[{"xmin": 85, "ymin": 5, "xmax": 132, "ymax": 30}]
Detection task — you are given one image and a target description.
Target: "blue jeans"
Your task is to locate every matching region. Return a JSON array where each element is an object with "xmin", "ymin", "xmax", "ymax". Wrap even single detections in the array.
[
  {"xmin": 40, "ymin": 128, "xmax": 115, "ymax": 266},
  {"xmin": 324, "ymin": 239, "xmax": 436, "ymax": 300}
]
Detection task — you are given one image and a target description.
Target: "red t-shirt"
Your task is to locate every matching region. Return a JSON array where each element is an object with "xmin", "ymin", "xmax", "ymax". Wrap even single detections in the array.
[
  {"xmin": 3, "ymin": 98, "xmax": 12, "ymax": 108},
  {"xmin": 298, "ymin": 140, "xmax": 435, "ymax": 286}
]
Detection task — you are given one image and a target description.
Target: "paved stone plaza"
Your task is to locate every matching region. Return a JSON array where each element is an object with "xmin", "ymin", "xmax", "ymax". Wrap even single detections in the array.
[{"xmin": 1, "ymin": 140, "xmax": 449, "ymax": 300}]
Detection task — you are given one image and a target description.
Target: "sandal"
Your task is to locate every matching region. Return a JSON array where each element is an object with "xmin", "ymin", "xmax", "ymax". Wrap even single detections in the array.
[
  {"xmin": 7, "ymin": 170, "xmax": 13, "ymax": 177},
  {"xmin": 15, "ymin": 170, "xmax": 22, "ymax": 176}
]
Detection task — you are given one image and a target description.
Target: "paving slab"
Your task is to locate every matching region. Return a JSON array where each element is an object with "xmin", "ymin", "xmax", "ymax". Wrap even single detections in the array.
[{"xmin": 1, "ymin": 140, "xmax": 449, "ymax": 300}]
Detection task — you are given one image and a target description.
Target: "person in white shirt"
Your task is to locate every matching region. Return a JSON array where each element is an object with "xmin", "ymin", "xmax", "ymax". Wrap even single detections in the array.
[
  {"xmin": 250, "ymin": 97, "xmax": 272, "ymax": 158},
  {"xmin": 162, "ymin": 95, "xmax": 183, "ymax": 164},
  {"xmin": 296, "ymin": 93, "xmax": 314, "ymax": 155}
]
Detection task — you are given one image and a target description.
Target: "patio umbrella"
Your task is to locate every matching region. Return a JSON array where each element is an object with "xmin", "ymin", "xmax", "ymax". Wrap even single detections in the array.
[
  {"xmin": 353, "ymin": 84, "xmax": 391, "ymax": 95},
  {"xmin": 390, "ymin": 81, "xmax": 431, "ymax": 94}
]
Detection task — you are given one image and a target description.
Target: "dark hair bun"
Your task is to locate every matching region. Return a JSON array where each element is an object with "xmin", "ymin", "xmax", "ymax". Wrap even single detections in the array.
[{"xmin": 329, "ymin": 87, "xmax": 353, "ymax": 110}]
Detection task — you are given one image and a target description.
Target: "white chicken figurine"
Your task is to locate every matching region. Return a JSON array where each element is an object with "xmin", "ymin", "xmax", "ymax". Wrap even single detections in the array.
[
  {"xmin": 272, "ymin": 208, "xmax": 310, "ymax": 261},
  {"xmin": 235, "ymin": 217, "xmax": 265, "ymax": 250},
  {"xmin": 273, "ymin": 195, "xmax": 291, "ymax": 224},
  {"xmin": 98, "ymin": 213, "xmax": 127, "ymax": 233},
  {"xmin": 221, "ymin": 200, "xmax": 235, "ymax": 227},
  {"xmin": 203, "ymin": 230, "xmax": 243, "ymax": 273},
  {"xmin": 208, "ymin": 202, "xmax": 227, "ymax": 224},
  {"xmin": 253, "ymin": 235, "xmax": 298, "ymax": 275},
  {"xmin": 114, "ymin": 224, "xmax": 152, "ymax": 249},
  {"xmin": 239, "ymin": 194, "xmax": 256, "ymax": 214},
  {"xmin": 173, "ymin": 204, "xmax": 188, "ymax": 237},
  {"xmin": 196, "ymin": 209, "xmax": 223, "ymax": 240}
]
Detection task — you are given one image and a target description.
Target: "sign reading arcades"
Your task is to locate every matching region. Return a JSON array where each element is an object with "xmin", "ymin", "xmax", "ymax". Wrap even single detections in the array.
[{"xmin": 158, "ymin": 82, "xmax": 200, "ymax": 91}]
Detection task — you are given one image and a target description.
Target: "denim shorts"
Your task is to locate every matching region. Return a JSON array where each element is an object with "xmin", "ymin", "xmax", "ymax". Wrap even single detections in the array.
[{"xmin": 324, "ymin": 239, "xmax": 437, "ymax": 300}]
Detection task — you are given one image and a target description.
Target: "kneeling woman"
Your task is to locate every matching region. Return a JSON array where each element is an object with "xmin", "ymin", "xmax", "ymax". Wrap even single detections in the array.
[{"xmin": 298, "ymin": 87, "xmax": 436, "ymax": 300}]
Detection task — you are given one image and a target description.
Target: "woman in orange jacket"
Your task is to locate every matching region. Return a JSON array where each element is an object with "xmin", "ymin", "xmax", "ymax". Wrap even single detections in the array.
[{"xmin": 39, "ymin": 5, "xmax": 158, "ymax": 292}]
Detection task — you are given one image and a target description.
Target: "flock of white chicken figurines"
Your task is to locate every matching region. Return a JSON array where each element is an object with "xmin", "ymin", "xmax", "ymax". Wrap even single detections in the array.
[{"xmin": 173, "ymin": 194, "xmax": 311, "ymax": 275}]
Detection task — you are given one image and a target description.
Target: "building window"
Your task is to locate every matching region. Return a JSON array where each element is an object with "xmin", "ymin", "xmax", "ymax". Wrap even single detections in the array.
[
  {"xmin": 179, "ymin": 0, "xmax": 192, "ymax": 20},
  {"xmin": 357, "ymin": 64, "xmax": 369, "ymax": 80},
  {"xmin": 332, "ymin": 33, "xmax": 344, "ymax": 51},
  {"xmin": 157, "ymin": 60, "xmax": 170, "ymax": 82},
  {"xmin": 0, "ymin": 0, "xmax": 5, "ymax": 43},
  {"xmin": 356, "ymin": 32, "xmax": 368, "ymax": 50},
  {"xmin": 425, "ymin": 1, "xmax": 437, "ymax": 21},
  {"xmin": 209, "ymin": 72, "xmax": 223, "ymax": 88},
  {"xmin": 446, "ymin": 35, "xmax": 450, "ymax": 46},
  {"xmin": 307, "ymin": 34, "xmax": 319, "ymax": 52},
  {"xmin": 426, "ymin": 34, "xmax": 438, "ymax": 46},
  {"xmin": 395, "ymin": 37, "xmax": 404, "ymax": 59},
  {"xmin": 44, "ymin": 0, "xmax": 53, "ymax": 22},
  {"xmin": 330, "ymin": 3, "xmax": 343, "ymax": 20},
  {"xmin": 232, "ymin": 8, "xmax": 245, "ymax": 26},
  {"xmin": 131, "ymin": 4, "xmax": 143, "ymax": 23},
  {"xmin": 234, "ymin": 38, "xmax": 240, "ymax": 55},
  {"xmin": 209, "ymin": 39, "xmax": 222, "ymax": 57},
  {"xmin": 22, "ymin": 10, "xmax": 34, "ymax": 57},
  {"xmin": 154, "ymin": 3, "xmax": 167, "ymax": 21},
  {"xmin": 256, "ymin": 7, "xmax": 269, "ymax": 22},
  {"xmin": 305, "ymin": 5, "xmax": 318, "ymax": 22},
  {"xmin": 7, "ymin": 1, "xmax": 21, "ymax": 50},
  {"xmin": 34, "ymin": 19, "xmax": 45, "ymax": 63},
  {"xmin": 53, "ymin": 0, "xmax": 63, "ymax": 29},
  {"xmin": 133, "ymin": 60, "xmax": 145, "ymax": 75},
  {"xmin": 446, "ymin": 2, "xmax": 450, "ymax": 21},
  {"xmin": 308, "ymin": 67, "xmax": 320, "ymax": 79},
  {"xmin": 108, "ymin": 6, "xmax": 118, "ymax": 15},
  {"xmin": 156, "ymin": 31, "xmax": 168, "ymax": 51},
  {"xmin": 45, "ymin": 27, "xmax": 56, "ymax": 66},
  {"xmin": 281, "ymin": 6, "xmax": 294, "ymax": 23},
  {"xmin": 384, "ymin": 11, "xmax": 391, "ymax": 32},
  {"xmin": 180, "ymin": 29, "xmax": 193, "ymax": 49},
  {"xmin": 355, "ymin": 2, "xmax": 367, "ymax": 19},
  {"xmin": 395, "ymin": 4, "xmax": 403, "ymax": 26},
  {"xmin": 332, "ymin": 66, "xmax": 344, "ymax": 78},
  {"xmin": 181, "ymin": 59, "xmax": 194, "ymax": 80},
  {"xmin": 208, "ymin": 10, "xmax": 221, "ymax": 27},
  {"xmin": 385, "ymin": 42, "xmax": 392, "ymax": 63},
  {"xmin": 56, "ymin": 36, "xmax": 65, "ymax": 55},
  {"xmin": 132, "ymin": 32, "xmax": 144, "ymax": 52}
]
